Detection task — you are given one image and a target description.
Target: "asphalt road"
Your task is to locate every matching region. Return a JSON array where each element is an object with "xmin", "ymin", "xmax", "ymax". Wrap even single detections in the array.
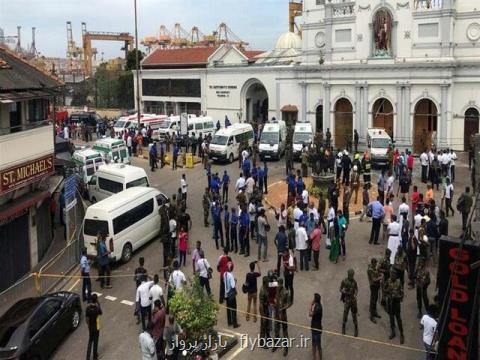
[{"xmin": 51, "ymin": 153, "xmax": 470, "ymax": 360}]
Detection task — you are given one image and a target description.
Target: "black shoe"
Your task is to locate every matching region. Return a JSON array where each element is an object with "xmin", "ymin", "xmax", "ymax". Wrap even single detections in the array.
[
  {"xmin": 342, "ymin": 324, "xmax": 346, "ymax": 335},
  {"xmin": 389, "ymin": 331, "xmax": 396, "ymax": 340},
  {"xmin": 374, "ymin": 242, "xmax": 380, "ymax": 245},
  {"xmin": 239, "ymin": 251, "xmax": 244, "ymax": 255},
  {"xmin": 233, "ymin": 323, "xmax": 240, "ymax": 329},
  {"xmin": 354, "ymin": 326, "xmax": 358, "ymax": 337},
  {"xmin": 400, "ymin": 333, "xmax": 404, "ymax": 344},
  {"xmin": 374, "ymin": 313, "xmax": 382, "ymax": 319},
  {"xmin": 370, "ymin": 317, "xmax": 377, "ymax": 324}
]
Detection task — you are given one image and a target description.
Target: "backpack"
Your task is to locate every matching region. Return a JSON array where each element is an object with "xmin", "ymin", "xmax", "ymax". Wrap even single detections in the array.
[{"xmin": 456, "ymin": 195, "xmax": 465, "ymax": 212}]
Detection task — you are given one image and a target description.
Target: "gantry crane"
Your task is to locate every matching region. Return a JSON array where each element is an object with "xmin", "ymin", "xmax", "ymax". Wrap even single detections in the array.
[
  {"xmin": 81, "ymin": 22, "xmax": 134, "ymax": 75},
  {"xmin": 170, "ymin": 23, "xmax": 189, "ymax": 48},
  {"xmin": 215, "ymin": 23, "xmax": 248, "ymax": 48}
]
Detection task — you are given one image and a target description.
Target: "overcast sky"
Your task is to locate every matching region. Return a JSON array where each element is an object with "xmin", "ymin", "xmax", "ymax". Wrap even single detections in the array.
[{"xmin": 0, "ymin": 0, "xmax": 291, "ymax": 58}]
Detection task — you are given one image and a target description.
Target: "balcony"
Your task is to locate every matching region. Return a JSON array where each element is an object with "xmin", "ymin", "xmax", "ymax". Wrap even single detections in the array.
[
  {"xmin": 0, "ymin": 121, "xmax": 54, "ymax": 171},
  {"xmin": 414, "ymin": 0, "xmax": 443, "ymax": 10},
  {"xmin": 325, "ymin": 0, "xmax": 356, "ymax": 17}
]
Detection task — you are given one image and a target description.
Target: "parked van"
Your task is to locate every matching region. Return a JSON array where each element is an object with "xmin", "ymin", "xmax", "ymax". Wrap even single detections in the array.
[
  {"xmin": 153, "ymin": 114, "xmax": 198, "ymax": 140},
  {"xmin": 93, "ymin": 138, "xmax": 130, "ymax": 164},
  {"xmin": 366, "ymin": 128, "xmax": 392, "ymax": 166},
  {"xmin": 259, "ymin": 120, "xmax": 287, "ymax": 160},
  {"xmin": 188, "ymin": 116, "xmax": 215, "ymax": 138},
  {"xmin": 84, "ymin": 187, "xmax": 169, "ymax": 263},
  {"xmin": 73, "ymin": 149, "xmax": 105, "ymax": 183},
  {"xmin": 87, "ymin": 164, "xmax": 149, "ymax": 203},
  {"xmin": 209, "ymin": 123, "xmax": 254, "ymax": 163},
  {"xmin": 293, "ymin": 122, "xmax": 314, "ymax": 159}
]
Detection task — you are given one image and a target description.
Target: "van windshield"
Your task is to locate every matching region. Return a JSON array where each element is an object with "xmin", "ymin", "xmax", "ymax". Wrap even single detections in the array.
[
  {"xmin": 115, "ymin": 120, "xmax": 126, "ymax": 128},
  {"xmin": 126, "ymin": 177, "xmax": 149, "ymax": 188},
  {"xmin": 260, "ymin": 132, "xmax": 278, "ymax": 144},
  {"xmin": 372, "ymin": 138, "xmax": 391, "ymax": 148},
  {"xmin": 211, "ymin": 135, "xmax": 229, "ymax": 145},
  {"xmin": 158, "ymin": 121, "xmax": 172, "ymax": 129},
  {"xmin": 84, "ymin": 219, "xmax": 109, "ymax": 237},
  {"xmin": 293, "ymin": 132, "xmax": 312, "ymax": 143}
]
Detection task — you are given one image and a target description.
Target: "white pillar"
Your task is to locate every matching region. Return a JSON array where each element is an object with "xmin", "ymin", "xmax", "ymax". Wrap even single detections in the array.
[
  {"xmin": 362, "ymin": 85, "xmax": 369, "ymax": 141},
  {"xmin": 404, "ymin": 85, "xmax": 412, "ymax": 148},
  {"xmin": 301, "ymin": 82, "xmax": 307, "ymax": 122},
  {"xmin": 440, "ymin": 83, "xmax": 450, "ymax": 148},
  {"xmin": 396, "ymin": 84, "xmax": 403, "ymax": 145},
  {"xmin": 323, "ymin": 83, "xmax": 331, "ymax": 131}
]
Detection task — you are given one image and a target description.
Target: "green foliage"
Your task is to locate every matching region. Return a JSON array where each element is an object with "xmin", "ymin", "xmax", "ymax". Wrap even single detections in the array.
[
  {"xmin": 308, "ymin": 184, "xmax": 325, "ymax": 199},
  {"xmin": 168, "ymin": 276, "xmax": 219, "ymax": 343},
  {"xmin": 126, "ymin": 49, "xmax": 144, "ymax": 71}
]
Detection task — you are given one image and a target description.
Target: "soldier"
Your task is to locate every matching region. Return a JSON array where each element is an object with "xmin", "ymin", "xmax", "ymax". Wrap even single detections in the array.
[
  {"xmin": 378, "ymin": 248, "xmax": 392, "ymax": 308},
  {"xmin": 273, "ymin": 278, "xmax": 289, "ymax": 356},
  {"xmin": 385, "ymin": 269, "xmax": 404, "ymax": 343},
  {"xmin": 202, "ymin": 188, "xmax": 211, "ymax": 227},
  {"xmin": 285, "ymin": 147, "xmax": 293, "ymax": 175},
  {"xmin": 259, "ymin": 276, "xmax": 271, "ymax": 344},
  {"xmin": 416, "ymin": 258, "xmax": 430, "ymax": 319},
  {"xmin": 367, "ymin": 258, "xmax": 383, "ymax": 323},
  {"xmin": 339, "ymin": 268, "xmax": 358, "ymax": 337},
  {"xmin": 350, "ymin": 165, "xmax": 361, "ymax": 204},
  {"xmin": 301, "ymin": 147, "xmax": 309, "ymax": 177},
  {"xmin": 393, "ymin": 245, "xmax": 407, "ymax": 288}
]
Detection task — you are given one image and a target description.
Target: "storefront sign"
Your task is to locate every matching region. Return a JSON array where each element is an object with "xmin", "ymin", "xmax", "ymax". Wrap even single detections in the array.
[
  {"xmin": 0, "ymin": 154, "xmax": 54, "ymax": 194},
  {"xmin": 0, "ymin": 208, "xmax": 28, "ymax": 226},
  {"xmin": 209, "ymin": 85, "xmax": 237, "ymax": 98},
  {"xmin": 437, "ymin": 237, "xmax": 479, "ymax": 360}
]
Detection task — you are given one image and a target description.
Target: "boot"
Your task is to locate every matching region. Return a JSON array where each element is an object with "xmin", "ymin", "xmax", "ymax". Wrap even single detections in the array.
[
  {"xmin": 417, "ymin": 311, "xmax": 422, "ymax": 319},
  {"xmin": 354, "ymin": 323, "xmax": 358, "ymax": 337},
  {"xmin": 370, "ymin": 316, "xmax": 377, "ymax": 324},
  {"xmin": 342, "ymin": 323, "xmax": 346, "ymax": 335},
  {"xmin": 389, "ymin": 331, "xmax": 396, "ymax": 340},
  {"xmin": 400, "ymin": 333, "xmax": 405, "ymax": 344},
  {"xmin": 374, "ymin": 312, "xmax": 382, "ymax": 319}
]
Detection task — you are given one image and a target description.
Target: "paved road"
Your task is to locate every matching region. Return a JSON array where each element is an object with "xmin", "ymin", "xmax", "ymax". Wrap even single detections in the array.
[{"xmin": 51, "ymin": 153, "xmax": 470, "ymax": 360}]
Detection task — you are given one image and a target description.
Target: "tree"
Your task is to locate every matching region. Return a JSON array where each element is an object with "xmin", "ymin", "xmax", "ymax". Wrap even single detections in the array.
[
  {"xmin": 126, "ymin": 49, "xmax": 144, "ymax": 71},
  {"xmin": 168, "ymin": 277, "xmax": 219, "ymax": 345}
]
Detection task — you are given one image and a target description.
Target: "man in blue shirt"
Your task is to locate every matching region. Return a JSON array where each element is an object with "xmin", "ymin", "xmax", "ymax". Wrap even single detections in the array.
[
  {"xmin": 97, "ymin": 234, "xmax": 111, "ymax": 289},
  {"xmin": 149, "ymin": 142, "xmax": 158, "ymax": 172},
  {"xmin": 263, "ymin": 162, "xmax": 269, "ymax": 194},
  {"xmin": 258, "ymin": 166, "xmax": 264, "ymax": 192},
  {"xmin": 368, "ymin": 196, "xmax": 385, "ymax": 245},
  {"xmin": 224, "ymin": 205, "xmax": 231, "ymax": 250},
  {"xmin": 230, "ymin": 207, "xmax": 238, "ymax": 253},
  {"xmin": 210, "ymin": 175, "xmax": 220, "ymax": 194},
  {"xmin": 286, "ymin": 173, "xmax": 296, "ymax": 197},
  {"xmin": 242, "ymin": 158, "xmax": 251, "ymax": 178},
  {"xmin": 239, "ymin": 206, "xmax": 250, "ymax": 256},
  {"xmin": 212, "ymin": 202, "xmax": 224, "ymax": 250},
  {"xmin": 222, "ymin": 170, "xmax": 230, "ymax": 203},
  {"xmin": 80, "ymin": 247, "xmax": 91, "ymax": 302},
  {"xmin": 172, "ymin": 144, "xmax": 179, "ymax": 171},
  {"xmin": 274, "ymin": 225, "xmax": 288, "ymax": 274},
  {"xmin": 296, "ymin": 176, "xmax": 305, "ymax": 196},
  {"xmin": 251, "ymin": 166, "xmax": 258, "ymax": 184}
]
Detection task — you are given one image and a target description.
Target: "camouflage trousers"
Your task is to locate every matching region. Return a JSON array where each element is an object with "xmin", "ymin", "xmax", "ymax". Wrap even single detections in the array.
[{"xmin": 343, "ymin": 299, "xmax": 358, "ymax": 325}]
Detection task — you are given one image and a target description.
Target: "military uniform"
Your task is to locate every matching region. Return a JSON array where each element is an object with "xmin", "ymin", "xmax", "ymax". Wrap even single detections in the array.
[
  {"xmin": 350, "ymin": 170, "xmax": 360, "ymax": 204},
  {"xmin": 202, "ymin": 191, "xmax": 211, "ymax": 227},
  {"xmin": 285, "ymin": 148, "xmax": 293, "ymax": 175},
  {"xmin": 259, "ymin": 280, "xmax": 271, "ymax": 342},
  {"xmin": 393, "ymin": 250, "xmax": 407, "ymax": 288},
  {"xmin": 415, "ymin": 262, "xmax": 430, "ymax": 318},
  {"xmin": 274, "ymin": 282, "xmax": 289, "ymax": 355},
  {"xmin": 367, "ymin": 260, "xmax": 382, "ymax": 322},
  {"xmin": 378, "ymin": 254, "xmax": 391, "ymax": 307},
  {"xmin": 301, "ymin": 150, "xmax": 309, "ymax": 177},
  {"xmin": 340, "ymin": 269, "xmax": 358, "ymax": 336},
  {"xmin": 385, "ymin": 272, "xmax": 404, "ymax": 343}
]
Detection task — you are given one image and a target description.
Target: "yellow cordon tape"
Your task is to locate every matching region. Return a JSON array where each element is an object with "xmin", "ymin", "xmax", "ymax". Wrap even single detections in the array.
[{"xmin": 34, "ymin": 271, "xmax": 430, "ymax": 354}]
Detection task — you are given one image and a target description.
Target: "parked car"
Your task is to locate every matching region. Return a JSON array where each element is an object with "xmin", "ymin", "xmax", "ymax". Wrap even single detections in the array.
[{"xmin": 0, "ymin": 291, "xmax": 81, "ymax": 360}]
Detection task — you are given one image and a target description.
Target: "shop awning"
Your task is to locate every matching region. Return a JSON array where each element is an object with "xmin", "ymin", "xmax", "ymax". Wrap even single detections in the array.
[{"xmin": 0, "ymin": 191, "xmax": 50, "ymax": 224}]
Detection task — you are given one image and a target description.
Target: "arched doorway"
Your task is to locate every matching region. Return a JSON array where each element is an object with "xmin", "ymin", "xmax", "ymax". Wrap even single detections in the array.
[
  {"xmin": 244, "ymin": 80, "xmax": 268, "ymax": 124},
  {"xmin": 372, "ymin": 98, "xmax": 394, "ymax": 139},
  {"xmin": 334, "ymin": 98, "xmax": 353, "ymax": 149},
  {"xmin": 464, "ymin": 107, "xmax": 479, "ymax": 151},
  {"xmin": 413, "ymin": 99, "xmax": 437, "ymax": 153},
  {"xmin": 316, "ymin": 105, "xmax": 324, "ymax": 133}
]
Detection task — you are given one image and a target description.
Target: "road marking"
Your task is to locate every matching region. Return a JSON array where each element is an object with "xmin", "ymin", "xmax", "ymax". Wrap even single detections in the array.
[
  {"xmin": 105, "ymin": 295, "xmax": 117, "ymax": 301},
  {"xmin": 68, "ymin": 279, "xmax": 80, "ymax": 291},
  {"xmin": 225, "ymin": 345, "xmax": 246, "ymax": 359},
  {"xmin": 92, "ymin": 292, "xmax": 102, "ymax": 297},
  {"xmin": 220, "ymin": 328, "xmax": 243, "ymax": 337},
  {"xmin": 121, "ymin": 300, "xmax": 135, "ymax": 306}
]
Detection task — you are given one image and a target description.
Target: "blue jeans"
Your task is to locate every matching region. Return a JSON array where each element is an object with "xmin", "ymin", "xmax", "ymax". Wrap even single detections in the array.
[{"xmin": 424, "ymin": 342, "xmax": 434, "ymax": 360}]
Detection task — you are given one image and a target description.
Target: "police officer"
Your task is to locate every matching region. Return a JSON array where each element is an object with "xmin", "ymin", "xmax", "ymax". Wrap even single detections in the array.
[
  {"xmin": 378, "ymin": 248, "xmax": 391, "ymax": 308},
  {"xmin": 273, "ymin": 278, "xmax": 289, "ymax": 356},
  {"xmin": 385, "ymin": 269, "xmax": 404, "ymax": 344},
  {"xmin": 367, "ymin": 258, "xmax": 383, "ymax": 323},
  {"xmin": 416, "ymin": 258, "xmax": 430, "ymax": 319},
  {"xmin": 202, "ymin": 188, "xmax": 211, "ymax": 227},
  {"xmin": 339, "ymin": 269, "xmax": 358, "ymax": 337}
]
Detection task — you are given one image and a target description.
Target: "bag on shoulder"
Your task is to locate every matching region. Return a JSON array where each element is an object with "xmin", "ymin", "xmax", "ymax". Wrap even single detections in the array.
[
  {"xmin": 456, "ymin": 195, "xmax": 465, "ymax": 212},
  {"xmin": 242, "ymin": 283, "xmax": 249, "ymax": 294}
]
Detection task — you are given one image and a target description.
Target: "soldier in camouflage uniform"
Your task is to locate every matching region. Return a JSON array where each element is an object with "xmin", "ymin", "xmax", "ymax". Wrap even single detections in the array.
[
  {"xmin": 378, "ymin": 248, "xmax": 392, "ymax": 308},
  {"xmin": 415, "ymin": 258, "xmax": 430, "ymax": 319},
  {"xmin": 301, "ymin": 148, "xmax": 309, "ymax": 177},
  {"xmin": 273, "ymin": 278, "xmax": 289, "ymax": 356},
  {"xmin": 340, "ymin": 268, "xmax": 359, "ymax": 337},
  {"xmin": 202, "ymin": 187, "xmax": 211, "ymax": 227},
  {"xmin": 385, "ymin": 269, "xmax": 405, "ymax": 344},
  {"xmin": 259, "ymin": 276, "xmax": 271, "ymax": 343},
  {"xmin": 367, "ymin": 258, "xmax": 383, "ymax": 323},
  {"xmin": 393, "ymin": 245, "xmax": 407, "ymax": 288}
]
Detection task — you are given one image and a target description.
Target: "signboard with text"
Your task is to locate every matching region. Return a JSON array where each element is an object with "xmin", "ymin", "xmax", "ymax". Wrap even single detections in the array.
[{"xmin": 0, "ymin": 154, "xmax": 54, "ymax": 194}]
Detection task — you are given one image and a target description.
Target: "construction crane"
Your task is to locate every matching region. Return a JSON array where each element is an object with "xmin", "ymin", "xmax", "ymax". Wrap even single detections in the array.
[
  {"xmin": 170, "ymin": 23, "xmax": 189, "ymax": 48},
  {"xmin": 215, "ymin": 23, "xmax": 248, "ymax": 48},
  {"xmin": 189, "ymin": 26, "xmax": 204, "ymax": 46},
  {"xmin": 26, "ymin": 27, "xmax": 37, "ymax": 59},
  {"xmin": 15, "ymin": 26, "xmax": 22, "ymax": 53},
  {"xmin": 81, "ymin": 22, "xmax": 134, "ymax": 75},
  {"xmin": 289, "ymin": 0, "xmax": 303, "ymax": 34}
]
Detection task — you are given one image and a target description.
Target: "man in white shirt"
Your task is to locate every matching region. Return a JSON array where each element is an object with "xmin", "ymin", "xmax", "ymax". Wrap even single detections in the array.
[
  {"xmin": 169, "ymin": 261, "xmax": 186, "ymax": 291},
  {"xmin": 224, "ymin": 262, "xmax": 239, "ymax": 328},
  {"xmin": 420, "ymin": 305, "xmax": 438, "ymax": 359},
  {"xmin": 444, "ymin": 178, "xmax": 455, "ymax": 217},
  {"xmin": 308, "ymin": 202, "xmax": 319, "ymax": 223},
  {"xmin": 295, "ymin": 223, "xmax": 309, "ymax": 271},
  {"xmin": 127, "ymin": 134, "xmax": 133, "ymax": 156},
  {"xmin": 441, "ymin": 150, "xmax": 451, "ymax": 177},
  {"xmin": 235, "ymin": 173, "xmax": 246, "ymax": 193},
  {"xmin": 148, "ymin": 274, "xmax": 164, "ymax": 308},
  {"xmin": 387, "ymin": 215, "xmax": 401, "ymax": 264},
  {"xmin": 241, "ymin": 149, "xmax": 249, "ymax": 162},
  {"xmin": 196, "ymin": 251, "xmax": 212, "ymax": 295},
  {"xmin": 302, "ymin": 188, "xmax": 309, "ymax": 207},
  {"xmin": 245, "ymin": 176, "xmax": 255, "ymax": 201},
  {"xmin": 420, "ymin": 151, "xmax": 429, "ymax": 183},
  {"xmin": 386, "ymin": 172, "xmax": 395, "ymax": 197},
  {"xmin": 449, "ymin": 149, "xmax": 457, "ymax": 182},
  {"xmin": 293, "ymin": 203, "xmax": 303, "ymax": 231},
  {"xmin": 275, "ymin": 203, "xmax": 288, "ymax": 228},
  {"xmin": 180, "ymin": 174, "xmax": 188, "ymax": 204},
  {"xmin": 398, "ymin": 197, "xmax": 410, "ymax": 227},
  {"xmin": 136, "ymin": 275, "xmax": 154, "ymax": 331},
  {"xmin": 139, "ymin": 322, "xmax": 156, "ymax": 360}
]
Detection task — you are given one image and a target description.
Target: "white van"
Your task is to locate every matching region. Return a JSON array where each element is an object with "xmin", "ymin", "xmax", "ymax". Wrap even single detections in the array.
[
  {"xmin": 293, "ymin": 122, "xmax": 314, "ymax": 159},
  {"xmin": 73, "ymin": 149, "xmax": 105, "ymax": 184},
  {"xmin": 153, "ymin": 114, "xmax": 198, "ymax": 140},
  {"xmin": 84, "ymin": 187, "xmax": 169, "ymax": 263},
  {"xmin": 366, "ymin": 128, "xmax": 392, "ymax": 166},
  {"xmin": 87, "ymin": 164, "xmax": 149, "ymax": 203},
  {"xmin": 93, "ymin": 138, "xmax": 130, "ymax": 164},
  {"xmin": 259, "ymin": 120, "xmax": 287, "ymax": 160},
  {"xmin": 114, "ymin": 114, "xmax": 157, "ymax": 135},
  {"xmin": 188, "ymin": 116, "xmax": 215, "ymax": 138},
  {"xmin": 209, "ymin": 123, "xmax": 254, "ymax": 163}
]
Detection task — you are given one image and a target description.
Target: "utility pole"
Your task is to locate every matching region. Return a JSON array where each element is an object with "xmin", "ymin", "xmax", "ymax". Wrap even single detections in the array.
[{"xmin": 134, "ymin": 0, "xmax": 141, "ymax": 123}]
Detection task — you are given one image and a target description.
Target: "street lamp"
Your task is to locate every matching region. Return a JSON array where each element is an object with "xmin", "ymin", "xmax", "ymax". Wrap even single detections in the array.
[{"xmin": 134, "ymin": 0, "xmax": 141, "ymax": 124}]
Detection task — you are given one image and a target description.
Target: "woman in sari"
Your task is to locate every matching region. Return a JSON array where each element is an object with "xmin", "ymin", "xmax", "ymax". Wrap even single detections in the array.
[{"xmin": 329, "ymin": 214, "xmax": 341, "ymax": 263}]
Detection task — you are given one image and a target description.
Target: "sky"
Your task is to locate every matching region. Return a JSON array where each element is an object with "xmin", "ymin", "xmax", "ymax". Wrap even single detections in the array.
[{"xmin": 0, "ymin": 0, "xmax": 291, "ymax": 59}]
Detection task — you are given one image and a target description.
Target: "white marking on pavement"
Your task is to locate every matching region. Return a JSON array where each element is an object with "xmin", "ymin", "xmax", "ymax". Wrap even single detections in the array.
[
  {"xmin": 68, "ymin": 279, "xmax": 80, "ymax": 291},
  {"xmin": 92, "ymin": 292, "xmax": 102, "ymax": 297},
  {"xmin": 220, "ymin": 328, "xmax": 243, "ymax": 337},
  {"xmin": 121, "ymin": 300, "xmax": 135, "ymax": 306},
  {"xmin": 226, "ymin": 345, "xmax": 246, "ymax": 359},
  {"xmin": 105, "ymin": 295, "xmax": 117, "ymax": 301}
]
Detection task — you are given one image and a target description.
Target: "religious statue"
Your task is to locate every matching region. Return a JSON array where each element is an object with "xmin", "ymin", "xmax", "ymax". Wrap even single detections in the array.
[{"xmin": 373, "ymin": 10, "xmax": 392, "ymax": 57}]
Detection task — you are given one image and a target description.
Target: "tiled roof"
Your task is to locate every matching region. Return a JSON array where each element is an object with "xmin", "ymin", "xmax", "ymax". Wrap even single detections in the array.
[{"xmin": 242, "ymin": 50, "xmax": 264, "ymax": 60}]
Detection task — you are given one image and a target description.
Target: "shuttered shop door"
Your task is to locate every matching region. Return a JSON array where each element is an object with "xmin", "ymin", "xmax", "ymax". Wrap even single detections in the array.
[{"xmin": 36, "ymin": 200, "xmax": 52, "ymax": 261}]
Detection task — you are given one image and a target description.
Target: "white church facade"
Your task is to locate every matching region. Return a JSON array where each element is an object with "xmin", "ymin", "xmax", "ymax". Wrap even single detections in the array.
[{"xmin": 138, "ymin": 0, "xmax": 480, "ymax": 152}]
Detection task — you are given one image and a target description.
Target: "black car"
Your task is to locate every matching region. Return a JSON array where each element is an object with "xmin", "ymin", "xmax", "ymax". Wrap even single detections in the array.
[
  {"xmin": 69, "ymin": 112, "xmax": 100, "ymax": 128},
  {"xmin": 0, "ymin": 292, "xmax": 81, "ymax": 360}
]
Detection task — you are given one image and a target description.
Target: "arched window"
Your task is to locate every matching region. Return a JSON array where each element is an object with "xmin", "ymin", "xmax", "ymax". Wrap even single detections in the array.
[{"xmin": 372, "ymin": 9, "xmax": 393, "ymax": 57}]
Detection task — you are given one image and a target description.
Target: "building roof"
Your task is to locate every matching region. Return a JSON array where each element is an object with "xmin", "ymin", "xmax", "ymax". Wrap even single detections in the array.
[
  {"xmin": 0, "ymin": 45, "xmax": 63, "ymax": 93},
  {"xmin": 142, "ymin": 46, "xmax": 264, "ymax": 68},
  {"xmin": 275, "ymin": 32, "xmax": 302, "ymax": 50}
]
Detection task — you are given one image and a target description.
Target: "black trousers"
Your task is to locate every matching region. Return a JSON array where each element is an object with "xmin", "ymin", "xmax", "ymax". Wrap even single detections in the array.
[
  {"xmin": 451, "ymin": 165, "xmax": 455, "ymax": 182},
  {"xmin": 240, "ymin": 225, "xmax": 249, "ymax": 255},
  {"xmin": 369, "ymin": 285, "xmax": 379, "ymax": 316},
  {"xmin": 369, "ymin": 218, "xmax": 381, "ymax": 244},
  {"xmin": 222, "ymin": 186, "xmax": 229, "ymax": 203},
  {"xmin": 140, "ymin": 305, "xmax": 152, "ymax": 331},
  {"xmin": 284, "ymin": 272, "xmax": 294, "ymax": 303},
  {"xmin": 445, "ymin": 198, "xmax": 454, "ymax": 216},
  {"xmin": 230, "ymin": 224, "xmax": 238, "ymax": 252},
  {"xmin": 264, "ymin": 176, "xmax": 268, "ymax": 193},
  {"xmin": 407, "ymin": 250, "xmax": 417, "ymax": 285},
  {"xmin": 86, "ymin": 330, "xmax": 99, "ymax": 360},
  {"xmin": 378, "ymin": 190, "xmax": 385, "ymax": 205},
  {"xmin": 277, "ymin": 253, "xmax": 283, "ymax": 275},
  {"xmin": 421, "ymin": 165, "xmax": 428, "ymax": 182},
  {"xmin": 224, "ymin": 222, "xmax": 230, "ymax": 249},
  {"xmin": 226, "ymin": 295, "xmax": 238, "ymax": 326},
  {"xmin": 99, "ymin": 264, "xmax": 111, "ymax": 287},
  {"xmin": 462, "ymin": 211, "xmax": 469, "ymax": 231},
  {"xmin": 82, "ymin": 272, "xmax": 92, "ymax": 301},
  {"xmin": 388, "ymin": 299, "xmax": 403, "ymax": 334},
  {"xmin": 313, "ymin": 250, "xmax": 319, "ymax": 269},
  {"xmin": 199, "ymin": 276, "xmax": 211, "ymax": 295},
  {"xmin": 416, "ymin": 285, "xmax": 429, "ymax": 314}
]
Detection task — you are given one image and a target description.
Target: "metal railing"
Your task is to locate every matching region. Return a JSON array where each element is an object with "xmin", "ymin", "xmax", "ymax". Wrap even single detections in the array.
[{"xmin": 414, "ymin": 0, "xmax": 443, "ymax": 10}]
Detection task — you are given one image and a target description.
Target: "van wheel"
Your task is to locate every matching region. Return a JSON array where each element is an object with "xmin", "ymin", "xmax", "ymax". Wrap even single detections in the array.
[
  {"xmin": 228, "ymin": 153, "xmax": 234, "ymax": 163},
  {"xmin": 121, "ymin": 243, "xmax": 132, "ymax": 263},
  {"xmin": 91, "ymin": 197, "xmax": 97, "ymax": 204}
]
